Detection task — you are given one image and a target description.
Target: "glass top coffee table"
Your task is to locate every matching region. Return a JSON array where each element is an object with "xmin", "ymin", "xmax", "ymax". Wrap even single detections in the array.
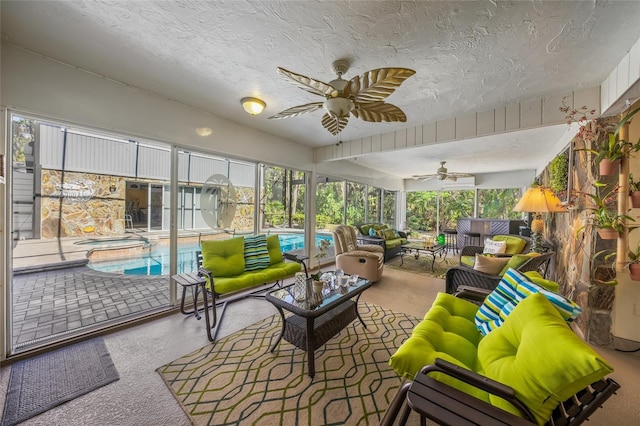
[
  {"xmin": 265, "ymin": 276, "xmax": 372, "ymax": 378},
  {"xmin": 400, "ymin": 242, "xmax": 448, "ymax": 272}
]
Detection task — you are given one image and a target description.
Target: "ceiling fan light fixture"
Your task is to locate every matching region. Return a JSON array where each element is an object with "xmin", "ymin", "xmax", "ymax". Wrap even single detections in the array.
[
  {"xmin": 241, "ymin": 97, "xmax": 266, "ymax": 115},
  {"xmin": 323, "ymin": 97, "xmax": 354, "ymax": 118}
]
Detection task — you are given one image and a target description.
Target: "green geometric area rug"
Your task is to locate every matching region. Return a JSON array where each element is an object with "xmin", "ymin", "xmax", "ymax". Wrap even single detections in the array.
[
  {"xmin": 386, "ymin": 252, "xmax": 460, "ymax": 279},
  {"xmin": 157, "ymin": 302, "xmax": 419, "ymax": 425}
]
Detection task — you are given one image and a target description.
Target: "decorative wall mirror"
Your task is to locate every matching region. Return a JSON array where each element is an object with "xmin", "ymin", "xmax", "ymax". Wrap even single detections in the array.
[{"xmin": 200, "ymin": 174, "xmax": 237, "ymax": 229}]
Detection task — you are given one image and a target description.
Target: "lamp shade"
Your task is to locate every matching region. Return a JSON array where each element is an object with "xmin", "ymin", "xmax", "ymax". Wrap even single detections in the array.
[
  {"xmin": 241, "ymin": 97, "xmax": 266, "ymax": 115},
  {"xmin": 513, "ymin": 186, "xmax": 568, "ymax": 213}
]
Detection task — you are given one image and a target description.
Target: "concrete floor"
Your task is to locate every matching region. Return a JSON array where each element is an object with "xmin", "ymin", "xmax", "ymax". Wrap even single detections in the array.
[{"xmin": 1, "ymin": 267, "xmax": 640, "ymax": 425}]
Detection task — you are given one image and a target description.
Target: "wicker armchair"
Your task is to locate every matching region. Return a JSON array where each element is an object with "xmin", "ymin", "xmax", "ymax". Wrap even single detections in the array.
[{"xmin": 446, "ymin": 251, "xmax": 555, "ymax": 295}]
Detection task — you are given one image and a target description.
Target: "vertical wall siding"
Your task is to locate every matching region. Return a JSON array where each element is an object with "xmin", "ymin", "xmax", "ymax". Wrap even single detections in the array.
[{"xmin": 38, "ymin": 122, "xmax": 256, "ymax": 186}]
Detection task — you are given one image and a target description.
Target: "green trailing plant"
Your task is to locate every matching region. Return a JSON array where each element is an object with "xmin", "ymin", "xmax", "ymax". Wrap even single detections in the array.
[
  {"xmin": 549, "ymin": 152, "xmax": 569, "ymax": 192},
  {"xmin": 310, "ymin": 272, "xmax": 321, "ymax": 281}
]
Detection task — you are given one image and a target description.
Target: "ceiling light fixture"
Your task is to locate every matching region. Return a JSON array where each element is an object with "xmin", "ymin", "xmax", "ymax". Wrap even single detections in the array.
[
  {"xmin": 241, "ymin": 97, "xmax": 266, "ymax": 115},
  {"xmin": 196, "ymin": 127, "xmax": 213, "ymax": 137}
]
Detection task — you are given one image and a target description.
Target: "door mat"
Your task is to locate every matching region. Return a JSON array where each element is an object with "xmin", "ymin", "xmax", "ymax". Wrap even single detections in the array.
[{"xmin": 1, "ymin": 337, "xmax": 119, "ymax": 426}]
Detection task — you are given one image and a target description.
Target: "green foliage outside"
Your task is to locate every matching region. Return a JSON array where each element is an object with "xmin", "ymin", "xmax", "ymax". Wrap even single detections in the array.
[
  {"xmin": 262, "ymin": 167, "xmax": 306, "ymax": 229},
  {"xmin": 406, "ymin": 188, "xmax": 523, "ymax": 233},
  {"xmin": 12, "ymin": 118, "xmax": 36, "ymax": 164},
  {"xmin": 479, "ymin": 188, "xmax": 523, "ymax": 219}
]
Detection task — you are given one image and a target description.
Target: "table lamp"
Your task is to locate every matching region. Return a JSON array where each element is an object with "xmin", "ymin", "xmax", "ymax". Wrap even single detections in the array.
[{"xmin": 513, "ymin": 186, "xmax": 567, "ymax": 252}]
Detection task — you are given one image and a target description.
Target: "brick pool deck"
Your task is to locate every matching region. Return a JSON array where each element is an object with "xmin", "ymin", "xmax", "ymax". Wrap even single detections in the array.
[{"xmin": 9, "ymin": 230, "xmax": 331, "ymax": 354}]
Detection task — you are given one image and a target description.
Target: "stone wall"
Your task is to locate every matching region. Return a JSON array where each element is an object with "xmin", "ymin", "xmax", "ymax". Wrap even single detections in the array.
[
  {"xmin": 41, "ymin": 170, "xmax": 125, "ymax": 238},
  {"xmin": 542, "ymin": 117, "xmax": 619, "ymax": 345}
]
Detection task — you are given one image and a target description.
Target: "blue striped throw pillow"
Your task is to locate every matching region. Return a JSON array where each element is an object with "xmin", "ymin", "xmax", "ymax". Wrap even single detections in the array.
[
  {"xmin": 475, "ymin": 268, "xmax": 582, "ymax": 335},
  {"xmin": 244, "ymin": 235, "xmax": 271, "ymax": 271}
]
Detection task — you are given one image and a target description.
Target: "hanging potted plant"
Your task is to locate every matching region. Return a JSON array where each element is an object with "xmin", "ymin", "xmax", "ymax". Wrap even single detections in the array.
[
  {"xmin": 629, "ymin": 173, "xmax": 640, "ymax": 208},
  {"xmin": 577, "ymin": 182, "xmax": 637, "ymax": 239},
  {"xmin": 627, "ymin": 244, "xmax": 640, "ymax": 281},
  {"xmin": 593, "ymin": 133, "xmax": 626, "ymax": 176}
]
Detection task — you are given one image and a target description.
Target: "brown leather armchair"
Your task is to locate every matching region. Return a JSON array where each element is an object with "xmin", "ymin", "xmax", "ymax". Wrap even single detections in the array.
[{"xmin": 332, "ymin": 225, "xmax": 384, "ymax": 283}]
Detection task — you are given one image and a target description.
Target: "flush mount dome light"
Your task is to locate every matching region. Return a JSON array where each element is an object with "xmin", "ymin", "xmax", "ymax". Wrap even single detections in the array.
[
  {"xmin": 241, "ymin": 97, "xmax": 266, "ymax": 115},
  {"xmin": 196, "ymin": 127, "xmax": 213, "ymax": 136}
]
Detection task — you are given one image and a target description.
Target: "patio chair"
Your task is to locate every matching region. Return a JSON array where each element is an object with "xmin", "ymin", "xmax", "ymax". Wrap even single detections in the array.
[
  {"xmin": 382, "ymin": 285, "xmax": 620, "ymax": 426},
  {"xmin": 332, "ymin": 225, "xmax": 384, "ymax": 283},
  {"xmin": 447, "ymin": 251, "xmax": 555, "ymax": 295}
]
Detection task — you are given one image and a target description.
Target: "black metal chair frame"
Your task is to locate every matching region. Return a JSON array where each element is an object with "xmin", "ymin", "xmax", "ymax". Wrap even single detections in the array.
[{"xmin": 177, "ymin": 250, "xmax": 307, "ymax": 342}]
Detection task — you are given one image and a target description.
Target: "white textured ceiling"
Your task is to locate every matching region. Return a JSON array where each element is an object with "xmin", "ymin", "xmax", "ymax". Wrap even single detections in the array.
[{"xmin": 3, "ymin": 0, "xmax": 640, "ymax": 181}]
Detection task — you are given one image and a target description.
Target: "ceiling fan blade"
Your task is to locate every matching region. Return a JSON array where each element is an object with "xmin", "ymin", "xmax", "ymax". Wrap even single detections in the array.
[
  {"xmin": 268, "ymin": 102, "xmax": 324, "ymax": 119},
  {"xmin": 352, "ymin": 102, "xmax": 407, "ymax": 122},
  {"xmin": 449, "ymin": 173, "xmax": 475, "ymax": 178},
  {"xmin": 276, "ymin": 67, "xmax": 338, "ymax": 98},
  {"xmin": 346, "ymin": 68, "xmax": 415, "ymax": 102},
  {"xmin": 321, "ymin": 113, "xmax": 348, "ymax": 135},
  {"xmin": 411, "ymin": 174, "xmax": 436, "ymax": 181}
]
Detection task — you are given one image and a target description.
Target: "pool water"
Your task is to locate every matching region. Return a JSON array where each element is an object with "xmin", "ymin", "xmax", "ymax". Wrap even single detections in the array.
[{"xmin": 88, "ymin": 234, "xmax": 332, "ymax": 276}]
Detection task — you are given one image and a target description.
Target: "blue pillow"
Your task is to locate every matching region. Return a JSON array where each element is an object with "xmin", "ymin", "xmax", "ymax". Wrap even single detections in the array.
[
  {"xmin": 369, "ymin": 227, "xmax": 376, "ymax": 236},
  {"xmin": 475, "ymin": 268, "xmax": 582, "ymax": 336}
]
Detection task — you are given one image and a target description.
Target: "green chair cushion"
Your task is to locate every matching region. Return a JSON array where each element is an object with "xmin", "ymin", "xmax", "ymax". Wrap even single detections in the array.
[
  {"xmin": 478, "ymin": 293, "xmax": 614, "ymax": 424},
  {"xmin": 492, "ymin": 235, "xmax": 527, "ymax": 254},
  {"xmin": 524, "ymin": 271, "xmax": 560, "ymax": 293},
  {"xmin": 266, "ymin": 235, "xmax": 284, "ymax": 265},
  {"xmin": 201, "ymin": 237, "xmax": 245, "ymax": 277},
  {"xmin": 389, "ymin": 292, "xmax": 482, "ymax": 380},
  {"xmin": 243, "ymin": 235, "xmax": 270, "ymax": 271},
  {"xmin": 498, "ymin": 252, "xmax": 540, "ymax": 276},
  {"xmin": 460, "ymin": 255, "xmax": 475, "ymax": 268}
]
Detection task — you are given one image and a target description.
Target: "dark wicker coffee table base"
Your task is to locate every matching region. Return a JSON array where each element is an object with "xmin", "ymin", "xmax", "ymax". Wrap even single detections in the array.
[{"xmin": 282, "ymin": 300, "xmax": 357, "ymax": 352}]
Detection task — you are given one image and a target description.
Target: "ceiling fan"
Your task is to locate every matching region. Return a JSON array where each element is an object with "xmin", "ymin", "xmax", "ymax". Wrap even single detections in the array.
[
  {"xmin": 412, "ymin": 161, "xmax": 475, "ymax": 182},
  {"xmin": 268, "ymin": 60, "xmax": 415, "ymax": 135}
]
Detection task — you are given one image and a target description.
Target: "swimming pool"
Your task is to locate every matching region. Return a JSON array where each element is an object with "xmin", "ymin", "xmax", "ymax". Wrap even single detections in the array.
[{"xmin": 87, "ymin": 233, "xmax": 333, "ymax": 276}]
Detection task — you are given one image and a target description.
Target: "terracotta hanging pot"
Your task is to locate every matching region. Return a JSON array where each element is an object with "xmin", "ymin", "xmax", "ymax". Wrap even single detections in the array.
[
  {"xmin": 630, "ymin": 191, "xmax": 640, "ymax": 208},
  {"xmin": 599, "ymin": 158, "xmax": 621, "ymax": 176},
  {"xmin": 629, "ymin": 263, "xmax": 640, "ymax": 281},
  {"xmin": 597, "ymin": 228, "xmax": 619, "ymax": 239}
]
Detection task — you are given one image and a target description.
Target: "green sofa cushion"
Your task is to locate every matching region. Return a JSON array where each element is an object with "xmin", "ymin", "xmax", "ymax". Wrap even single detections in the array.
[
  {"xmin": 243, "ymin": 235, "xmax": 271, "ymax": 271},
  {"xmin": 201, "ymin": 237, "xmax": 245, "ymax": 277},
  {"xmin": 252, "ymin": 261, "xmax": 302, "ymax": 284},
  {"xmin": 266, "ymin": 235, "xmax": 284, "ymax": 265},
  {"xmin": 478, "ymin": 293, "xmax": 614, "ymax": 424},
  {"xmin": 389, "ymin": 292, "xmax": 482, "ymax": 380},
  {"xmin": 492, "ymin": 235, "xmax": 527, "ymax": 254},
  {"xmin": 383, "ymin": 228, "xmax": 396, "ymax": 239},
  {"xmin": 209, "ymin": 272, "xmax": 257, "ymax": 294}
]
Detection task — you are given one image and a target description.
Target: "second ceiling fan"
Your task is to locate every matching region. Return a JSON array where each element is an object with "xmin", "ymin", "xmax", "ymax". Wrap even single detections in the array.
[
  {"xmin": 412, "ymin": 161, "xmax": 474, "ymax": 182},
  {"xmin": 268, "ymin": 60, "xmax": 415, "ymax": 135}
]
